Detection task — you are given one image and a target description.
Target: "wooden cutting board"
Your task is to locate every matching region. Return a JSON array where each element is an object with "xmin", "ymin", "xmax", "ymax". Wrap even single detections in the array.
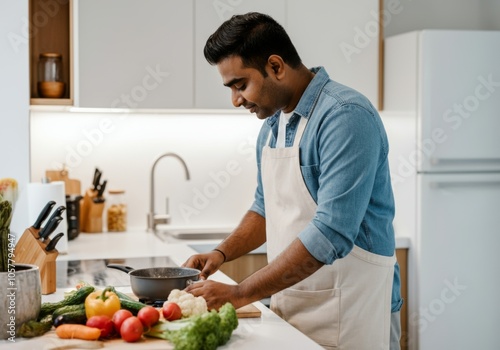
[
  {"xmin": 3, "ymin": 306, "xmax": 261, "ymax": 350},
  {"xmin": 46, "ymin": 169, "xmax": 81, "ymax": 195},
  {"xmin": 236, "ymin": 303, "xmax": 262, "ymax": 318}
]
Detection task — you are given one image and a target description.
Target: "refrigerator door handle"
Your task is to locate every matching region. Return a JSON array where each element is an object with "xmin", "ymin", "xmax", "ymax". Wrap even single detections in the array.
[
  {"xmin": 431, "ymin": 158, "xmax": 500, "ymax": 166},
  {"xmin": 430, "ymin": 180, "xmax": 500, "ymax": 189}
]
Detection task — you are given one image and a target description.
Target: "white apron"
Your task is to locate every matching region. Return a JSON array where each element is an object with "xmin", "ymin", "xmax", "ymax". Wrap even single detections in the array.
[{"xmin": 261, "ymin": 116, "xmax": 396, "ymax": 350}]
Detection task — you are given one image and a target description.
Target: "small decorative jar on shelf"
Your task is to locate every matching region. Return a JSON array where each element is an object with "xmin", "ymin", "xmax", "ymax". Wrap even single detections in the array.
[
  {"xmin": 107, "ymin": 190, "xmax": 127, "ymax": 232},
  {"xmin": 37, "ymin": 53, "xmax": 65, "ymax": 98}
]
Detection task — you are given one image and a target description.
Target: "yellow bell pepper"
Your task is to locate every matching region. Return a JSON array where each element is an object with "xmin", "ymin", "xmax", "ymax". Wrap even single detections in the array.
[{"xmin": 85, "ymin": 287, "xmax": 121, "ymax": 319}]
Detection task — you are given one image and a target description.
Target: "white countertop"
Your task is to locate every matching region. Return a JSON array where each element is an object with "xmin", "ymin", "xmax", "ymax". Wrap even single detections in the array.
[
  {"xmin": 3, "ymin": 230, "xmax": 323, "ymax": 349},
  {"xmin": 4, "ymin": 229, "xmax": 411, "ymax": 348}
]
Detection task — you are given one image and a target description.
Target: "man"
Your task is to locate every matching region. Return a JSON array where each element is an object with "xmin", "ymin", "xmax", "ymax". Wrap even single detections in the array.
[{"xmin": 184, "ymin": 12, "xmax": 402, "ymax": 350}]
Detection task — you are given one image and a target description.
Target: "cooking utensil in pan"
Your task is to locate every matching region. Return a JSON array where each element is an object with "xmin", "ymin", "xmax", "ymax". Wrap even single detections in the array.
[{"xmin": 106, "ymin": 264, "xmax": 200, "ymax": 301}]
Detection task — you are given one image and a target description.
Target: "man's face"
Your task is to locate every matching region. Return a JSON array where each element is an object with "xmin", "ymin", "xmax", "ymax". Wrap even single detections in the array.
[{"xmin": 217, "ymin": 55, "xmax": 284, "ymax": 119}]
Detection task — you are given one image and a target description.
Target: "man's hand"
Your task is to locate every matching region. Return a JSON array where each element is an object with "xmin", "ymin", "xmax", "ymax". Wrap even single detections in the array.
[
  {"xmin": 185, "ymin": 280, "xmax": 248, "ymax": 310},
  {"xmin": 182, "ymin": 251, "xmax": 225, "ymax": 280}
]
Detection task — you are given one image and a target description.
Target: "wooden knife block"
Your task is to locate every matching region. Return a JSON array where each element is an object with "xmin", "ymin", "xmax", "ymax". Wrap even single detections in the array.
[
  {"xmin": 14, "ymin": 228, "xmax": 59, "ymax": 294},
  {"xmin": 80, "ymin": 188, "xmax": 104, "ymax": 233}
]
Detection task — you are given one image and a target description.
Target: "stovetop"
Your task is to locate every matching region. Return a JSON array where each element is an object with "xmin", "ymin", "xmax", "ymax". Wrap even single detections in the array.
[{"xmin": 55, "ymin": 256, "xmax": 177, "ymax": 289}]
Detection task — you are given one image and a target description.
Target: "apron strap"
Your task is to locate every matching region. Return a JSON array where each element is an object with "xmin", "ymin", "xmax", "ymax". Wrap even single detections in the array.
[
  {"xmin": 266, "ymin": 115, "xmax": 309, "ymax": 147},
  {"xmin": 293, "ymin": 116, "xmax": 308, "ymax": 147}
]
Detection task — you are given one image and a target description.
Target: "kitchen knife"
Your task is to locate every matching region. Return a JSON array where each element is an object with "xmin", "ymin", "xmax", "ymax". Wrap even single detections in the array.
[
  {"xmin": 32, "ymin": 200, "xmax": 56, "ymax": 230},
  {"xmin": 45, "ymin": 205, "xmax": 66, "ymax": 228},
  {"xmin": 94, "ymin": 180, "xmax": 107, "ymax": 203},
  {"xmin": 92, "ymin": 168, "xmax": 99, "ymax": 186},
  {"xmin": 39, "ymin": 216, "xmax": 63, "ymax": 241},
  {"xmin": 93, "ymin": 169, "xmax": 102, "ymax": 191},
  {"xmin": 45, "ymin": 232, "xmax": 64, "ymax": 251}
]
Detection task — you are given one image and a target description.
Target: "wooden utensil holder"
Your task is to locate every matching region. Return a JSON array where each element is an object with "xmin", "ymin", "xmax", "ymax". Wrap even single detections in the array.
[
  {"xmin": 14, "ymin": 228, "xmax": 59, "ymax": 295},
  {"xmin": 80, "ymin": 188, "xmax": 104, "ymax": 233},
  {"xmin": 85, "ymin": 201, "xmax": 104, "ymax": 233}
]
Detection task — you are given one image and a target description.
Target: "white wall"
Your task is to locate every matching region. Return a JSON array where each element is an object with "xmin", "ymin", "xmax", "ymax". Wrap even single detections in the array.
[
  {"xmin": 30, "ymin": 109, "xmax": 263, "ymax": 231},
  {"xmin": 0, "ymin": 0, "xmax": 30, "ymax": 238}
]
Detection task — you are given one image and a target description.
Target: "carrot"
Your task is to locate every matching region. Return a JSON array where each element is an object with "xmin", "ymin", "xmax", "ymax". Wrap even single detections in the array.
[{"xmin": 56, "ymin": 324, "xmax": 101, "ymax": 340}]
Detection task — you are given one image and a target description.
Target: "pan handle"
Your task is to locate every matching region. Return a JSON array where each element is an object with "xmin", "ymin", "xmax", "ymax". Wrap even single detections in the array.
[{"xmin": 106, "ymin": 264, "xmax": 135, "ymax": 274}]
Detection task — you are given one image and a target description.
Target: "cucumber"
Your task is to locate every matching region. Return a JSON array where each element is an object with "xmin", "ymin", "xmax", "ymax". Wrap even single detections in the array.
[
  {"xmin": 52, "ymin": 303, "xmax": 85, "ymax": 321},
  {"xmin": 108, "ymin": 287, "xmax": 136, "ymax": 301},
  {"xmin": 119, "ymin": 298, "xmax": 147, "ymax": 315},
  {"xmin": 18, "ymin": 314, "xmax": 53, "ymax": 338},
  {"xmin": 39, "ymin": 285, "xmax": 94, "ymax": 318},
  {"xmin": 107, "ymin": 286, "xmax": 147, "ymax": 315}
]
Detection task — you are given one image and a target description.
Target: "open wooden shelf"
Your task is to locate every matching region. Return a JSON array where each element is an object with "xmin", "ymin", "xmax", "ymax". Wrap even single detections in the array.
[{"xmin": 29, "ymin": 0, "xmax": 73, "ymax": 105}]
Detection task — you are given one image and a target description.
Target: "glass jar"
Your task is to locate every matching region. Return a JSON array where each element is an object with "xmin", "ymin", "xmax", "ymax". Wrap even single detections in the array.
[
  {"xmin": 107, "ymin": 190, "xmax": 127, "ymax": 232},
  {"xmin": 37, "ymin": 53, "xmax": 65, "ymax": 98}
]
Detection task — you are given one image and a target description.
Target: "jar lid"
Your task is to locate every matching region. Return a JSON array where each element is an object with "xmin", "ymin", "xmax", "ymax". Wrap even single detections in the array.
[
  {"xmin": 108, "ymin": 189, "xmax": 125, "ymax": 194},
  {"xmin": 40, "ymin": 53, "xmax": 62, "ymax": 58}
]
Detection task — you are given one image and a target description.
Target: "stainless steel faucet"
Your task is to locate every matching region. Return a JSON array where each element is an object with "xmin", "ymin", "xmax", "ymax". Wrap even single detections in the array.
[{"xmin": 147, "ymin": 152, "xmax": 190, "ymax": 232}]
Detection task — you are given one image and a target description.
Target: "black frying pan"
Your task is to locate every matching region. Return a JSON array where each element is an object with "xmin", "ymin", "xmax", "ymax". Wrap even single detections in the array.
[{"xmin": 107, "ymin": 264, "xmax": 200, "ymax": 301}]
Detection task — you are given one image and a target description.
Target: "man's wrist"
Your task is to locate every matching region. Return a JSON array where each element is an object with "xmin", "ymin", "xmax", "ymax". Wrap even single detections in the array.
[{"xmin": 212, "ymin": 248, "xmax": 227, "ymax": 263}]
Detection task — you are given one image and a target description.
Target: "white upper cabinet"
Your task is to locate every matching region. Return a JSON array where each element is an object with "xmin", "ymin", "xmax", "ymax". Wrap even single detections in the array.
[
  {"xmin": 286, "ymin": 0, "xmax": 380, "ymax": 108},
  {"xmin": 75, "ymin": 0, "xmax": 379, "ymax": 109},
  {"xmin": 194, "ymin": 0, "xmax": 286, "ymax": 109},
  {"xmin": 78, "ymin": 0, "xmax": 194, "ymax": 108}
]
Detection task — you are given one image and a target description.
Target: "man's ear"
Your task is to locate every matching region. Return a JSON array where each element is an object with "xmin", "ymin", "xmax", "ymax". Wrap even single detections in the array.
[{"xmin": 268, "ymin": 55, "xmax": 286, "ymax": 80}]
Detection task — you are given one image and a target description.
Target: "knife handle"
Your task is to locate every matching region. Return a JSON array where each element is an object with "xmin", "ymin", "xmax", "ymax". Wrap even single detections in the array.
[
  {"xmin": 45, "ymin": 232, "xmax": 64, "ymax": 251},
  {"xmin": 33, "ymin": 200, "xmax": 56, "ymax": 230}
]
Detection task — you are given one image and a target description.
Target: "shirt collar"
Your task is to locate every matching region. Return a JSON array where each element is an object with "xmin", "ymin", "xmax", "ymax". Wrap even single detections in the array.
[{"xmin": 266, "ymin": 66, "xmax": 330, "ymax": 127}]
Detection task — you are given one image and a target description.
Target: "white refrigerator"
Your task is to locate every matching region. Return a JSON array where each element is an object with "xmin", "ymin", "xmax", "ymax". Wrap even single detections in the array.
[{"xmin": 383, "ymin": 30, "xmax": 500, "ymax": 350}]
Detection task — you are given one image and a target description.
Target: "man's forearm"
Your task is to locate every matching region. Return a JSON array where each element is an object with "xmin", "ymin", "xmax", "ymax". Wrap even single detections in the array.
[
  {"xmin": 216, "ymin": 210, "xmax": 267, "ymax": 262},
  {"xmin": 237, "ymin": 238, "xmax": 324, "ymax": 305}
]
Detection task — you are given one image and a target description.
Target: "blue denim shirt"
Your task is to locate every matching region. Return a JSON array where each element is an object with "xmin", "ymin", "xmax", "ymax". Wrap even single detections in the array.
[{"xmin": 249, "ymin": 67, "xmax": 402, "ymax": 312}]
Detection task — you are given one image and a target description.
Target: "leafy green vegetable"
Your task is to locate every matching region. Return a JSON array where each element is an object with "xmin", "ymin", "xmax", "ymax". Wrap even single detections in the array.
[
  {"xmin": 145, "ymin": 302, "xmax": 239, "ymax": 350},
  {"xmin": 0, "ymin": 195, "xmax": 13, "ymax": 273},
  {"xmin": 0, "ymin": 178, "xmax": 17, "ymax": 273}
]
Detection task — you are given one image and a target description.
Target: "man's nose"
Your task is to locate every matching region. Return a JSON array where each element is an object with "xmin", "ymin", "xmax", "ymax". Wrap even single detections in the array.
[{"xmin": 232, "ymin": 90, "xmax": 244, "ymax": 108}]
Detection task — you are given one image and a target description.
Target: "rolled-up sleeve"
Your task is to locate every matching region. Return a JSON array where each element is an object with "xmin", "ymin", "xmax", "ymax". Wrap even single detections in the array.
[{"xmin": 298, "ymin": 104, "xmax": 383, "ymax": 265}]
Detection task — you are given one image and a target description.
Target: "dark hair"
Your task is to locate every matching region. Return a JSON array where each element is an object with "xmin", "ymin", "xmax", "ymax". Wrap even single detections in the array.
[{"xmin": 204, "ymin": 12, "xmax": 302, "ymax": 76}]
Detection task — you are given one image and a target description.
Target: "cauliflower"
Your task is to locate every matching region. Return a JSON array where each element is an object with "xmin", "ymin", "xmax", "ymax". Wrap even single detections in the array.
[{"xmin": 167, "ymin": 289, "xmax": 208, "ymax": 318}]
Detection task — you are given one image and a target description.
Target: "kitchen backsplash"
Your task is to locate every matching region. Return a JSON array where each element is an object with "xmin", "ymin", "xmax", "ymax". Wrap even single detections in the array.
[{"xmin": 30, "ymin": 109, "xmax": 263, "ymax": 230}]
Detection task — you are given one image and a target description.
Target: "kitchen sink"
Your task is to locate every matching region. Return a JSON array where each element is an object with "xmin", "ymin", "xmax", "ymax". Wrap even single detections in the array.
[
  {"xmin": 155, "ymin": 226, "xmax": 232, "ymax": 241},
  {"xmin": 56, "ymin": 256, "xmax": 177, "ymax": 289}
]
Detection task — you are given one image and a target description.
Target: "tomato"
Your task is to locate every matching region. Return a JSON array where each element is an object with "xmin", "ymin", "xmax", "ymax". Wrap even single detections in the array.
[
  {"xmin": 112, "ymin": 309, "xmax": 133, "ymax": 333},
  {"xmin": 162, "ymin": 302, "xmax": 182, "ymax": 321},
  {"xmin": 137, "ymin": 306, "xmax": 160, "ymax": 328},
  {"xmin": 120, "ymin": 316, "xmax": 143, "ymax": 342},
  {"xmin": 86, "ymin": 315, "xmax": 115, "ymax": 338}
]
